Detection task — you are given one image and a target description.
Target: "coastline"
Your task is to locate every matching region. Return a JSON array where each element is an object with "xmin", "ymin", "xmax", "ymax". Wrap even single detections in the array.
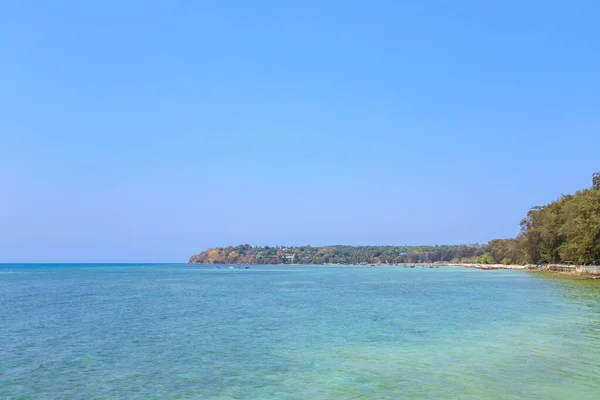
[
  {"xmin": 200, "ymin": 262, "xmax": 600, "ymax": 279},
  {"xmin": 369, "ymin": 263, "xmax": 600, "ymax": 278},
  {"xmin": 447, "ymin": 263, "xmax": 530, "ymax": 270},
  {"xmin": 528, "ymin": 269, "xmax": 599, "ymax": 280},
  {"xmin": 409, "ymin": 263, "xmax": 600, "ymax": 279}
]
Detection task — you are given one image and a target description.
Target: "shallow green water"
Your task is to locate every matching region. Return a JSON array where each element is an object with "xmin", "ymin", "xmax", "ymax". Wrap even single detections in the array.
[{"xmin": 2, "ymin": 264, "xmax": 600, "ymax": 399}]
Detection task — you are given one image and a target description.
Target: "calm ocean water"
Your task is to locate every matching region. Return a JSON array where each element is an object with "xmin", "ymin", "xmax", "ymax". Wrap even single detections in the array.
[{"xmin": 1, "ymin": 264, "xmax": 600, "ymax": 399}]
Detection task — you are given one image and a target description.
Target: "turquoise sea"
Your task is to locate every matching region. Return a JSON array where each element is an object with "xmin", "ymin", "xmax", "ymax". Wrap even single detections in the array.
[{"xmin": 2, "ymin": 264, "xmax": 600, "ymax": 399}]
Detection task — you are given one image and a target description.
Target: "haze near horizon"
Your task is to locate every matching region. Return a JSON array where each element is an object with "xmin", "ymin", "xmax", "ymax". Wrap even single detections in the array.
[{"xmin": 1, "ymin": 1, "xmax": 599, "ymax": 262}]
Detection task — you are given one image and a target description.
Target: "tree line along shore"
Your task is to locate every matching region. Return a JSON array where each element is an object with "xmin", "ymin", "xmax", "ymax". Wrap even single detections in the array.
[{"xmin": 189, "ymin": 173, "xmax": 600, "ymax": 268}]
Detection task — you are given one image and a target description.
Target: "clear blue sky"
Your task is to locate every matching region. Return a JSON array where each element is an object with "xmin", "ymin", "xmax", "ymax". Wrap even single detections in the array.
[{"xmin": 1, "ymin": 1, "xmax": 599, "ymax": 262}]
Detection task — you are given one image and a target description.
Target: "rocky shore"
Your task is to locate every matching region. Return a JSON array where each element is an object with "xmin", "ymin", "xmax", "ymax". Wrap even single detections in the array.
[
  {"xmin": 331, "ymin": 263, "xmax": 600, "ymax": 278},
  {"xmin": 447, "ymin": 263, "xmax": 531, "ymax": 270}
]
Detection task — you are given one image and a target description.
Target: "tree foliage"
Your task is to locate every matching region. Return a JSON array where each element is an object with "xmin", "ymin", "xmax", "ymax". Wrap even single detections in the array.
[
  {"xmin": 476, "ymin": 252, "xmax": 495, "ymax": 265},
  {"xmin": 189, "ymin": 244, "xmax": 489, "ymax": 265},
  {"xmin": 517, "ymin": 173, "xmax": 600, "ymax": 264}
]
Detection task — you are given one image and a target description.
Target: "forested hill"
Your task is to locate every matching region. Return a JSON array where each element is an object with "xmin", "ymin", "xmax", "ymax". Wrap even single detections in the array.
[
  {"xmin": 189, "ymin": 173, "xmax": 600, "ymax": 266},
  {"xmin": 515, "ymin": 172, "xmax": 600, "ymax": 264},
  {"xmin": 188, "ymin": 244, "xmax": 488, "ymax": 265}
]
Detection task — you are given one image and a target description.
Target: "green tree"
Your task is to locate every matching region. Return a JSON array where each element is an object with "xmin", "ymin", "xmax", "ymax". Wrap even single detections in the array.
[{"xmin": 476, "ymin": 252, "xmax": 495, "ymax": 264}]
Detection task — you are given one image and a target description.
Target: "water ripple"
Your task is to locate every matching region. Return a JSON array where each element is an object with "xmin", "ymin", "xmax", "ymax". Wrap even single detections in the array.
[{"xmin": 1, "ymin": 265, "xmax": 599, "ymax": 399}]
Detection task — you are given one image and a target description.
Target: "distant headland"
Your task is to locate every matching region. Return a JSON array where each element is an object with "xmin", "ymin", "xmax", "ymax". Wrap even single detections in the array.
[
  {"xmin": 189, "ymin": 244, "xmax": 489, "ymax": 265},
  {"xmin": 189, "ymin": 173, "xmax": 600, "ymax": 267}
]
